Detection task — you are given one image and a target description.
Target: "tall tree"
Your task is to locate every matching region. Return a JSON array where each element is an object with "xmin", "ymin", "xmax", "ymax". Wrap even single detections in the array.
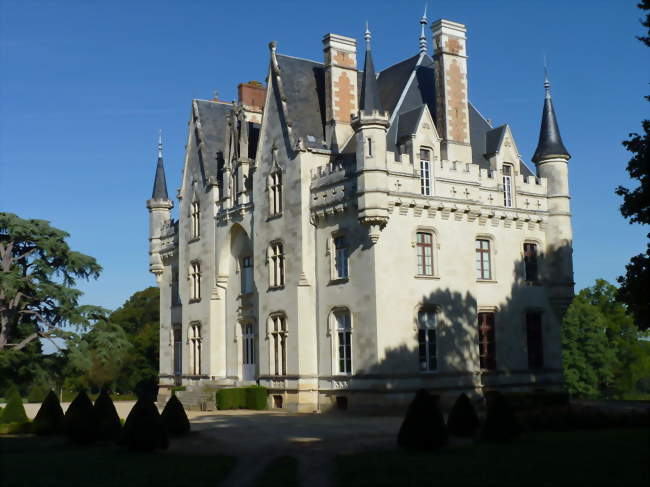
[
  {"xmin": 615, "ymin": 1, "xmax": 650, "ymax": 330},
  {"xmin": 0, "ymin": 213, "xmax": 105, "ymax": 350}
]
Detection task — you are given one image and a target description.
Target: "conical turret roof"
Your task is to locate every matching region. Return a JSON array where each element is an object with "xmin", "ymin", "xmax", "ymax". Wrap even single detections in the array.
[
  {"xmin": 152, "ymin": 133, "xmax": 169, "ymax": 200},
  {"xmin": 532, "ymin": 78, "xmax": 570, "ymax": 163},
  {"xmin": 359, "ymin": 25, "xmax": 382, "ymax": 113}
]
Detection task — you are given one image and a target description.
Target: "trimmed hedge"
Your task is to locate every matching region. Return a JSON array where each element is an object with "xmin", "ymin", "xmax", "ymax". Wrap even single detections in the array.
[
  {"xmin": 94, "ymin": 389, "xmax": 122, "ymax": 441},
  {"xmin": 447, "ymin": 393, "xmax": 480, "ymax": 437},
  {"xmin": 119, "ymin": 397, "xmax": 169, "ymax": 452},
  {"xmin": 161, "ymin": 395, "xmax": 190, "ymax": 437},
  {"xmin": 0, "ymin": 388, "xmax": 28, "ymax": 424},
  {"xmin": 481, "ymin": 391, "xmax": 522, "ymax": 442},
  {"xmin": 0, "ymin": 421, "xmax": 32, "ymax": 435},
  {"xmin": 216, "ymin": 386, "xmax": 267, "ymax": 410},
  {"xmin": 397, "ymin": 389, "xmax": 448, "ymax": 451},
  {"xmin": 33, "ymin": 390, "xmax": 65, "ymax": 435},
  {"xmin": 64, "ymin": 391, "xmax": 98, "ymax": 445}
]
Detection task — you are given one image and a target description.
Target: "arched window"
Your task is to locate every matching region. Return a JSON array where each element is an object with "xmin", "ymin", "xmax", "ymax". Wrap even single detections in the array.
[
  {"xmin": 475, "ymin": 239, "xmax": 492, "ymax": 280},
  {"xmin": 269, "ymin": 242, "xmax": 285, "ymax": 288},
  {"xmin": 417, "ymin": 308, "xmax": 437, "ymax": 371},
  {"xmin": 191, "ymin": 201, "xmax": 200, "ymax": 239},
  {"xmin": 268, "ymin": 170, "xmax": 283, "ymax": 216},
  {"xmin": 332, "ymin": 308, "xmax": 352, "ymax": 374},
  {"xmin": 523, "ymin": 242, "xmax": 539, "ymax": 283},
  {"xmin": 502, "ymin": 164, "xmax": 513, "ymax": 208},
  {"xmin": 416, "ymin": 232, "xmax": 434, "ymax": 276},
  {"xmin": 269, "ymin": 313, "xmax": 287, "ymax": 376},
  {"xmin": 331, "ymin": 234, "xmax": 349, "ymax": 280},
  {"xmin": 190, "ymin": 261, "xmax": 201, "ymax": 301}
]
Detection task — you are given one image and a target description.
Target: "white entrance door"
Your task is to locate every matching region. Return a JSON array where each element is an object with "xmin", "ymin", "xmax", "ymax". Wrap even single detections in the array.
[{"xmin": 242, "ymin": 323, "xmax": 256, "ymax": 381}]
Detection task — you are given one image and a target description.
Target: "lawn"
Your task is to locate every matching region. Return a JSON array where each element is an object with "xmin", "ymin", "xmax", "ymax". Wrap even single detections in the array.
[
  {"xmin": 0, "ymin": 436, "xmax": 236, "ymax": 487},
  {"xmin": 334, "ymin": 429, "xmax": 650, "ymax": 487},
  {"xmin": 252, "ymin": 455, "xmax": 300, "ymax": 487}
]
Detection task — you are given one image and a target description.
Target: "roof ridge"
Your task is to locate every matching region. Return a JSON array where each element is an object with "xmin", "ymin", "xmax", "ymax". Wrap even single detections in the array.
[
  {"xmin": 276, "ymin": 53, "xmax": 324, "ymax": 66},
  {"xmin": 377, "ymin": 53, "xmax": 420, "ymax": 77}
]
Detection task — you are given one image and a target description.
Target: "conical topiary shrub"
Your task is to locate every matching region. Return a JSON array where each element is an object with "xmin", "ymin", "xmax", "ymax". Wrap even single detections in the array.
[
  {"xmin": 397, "ymin": 389, "xmax": 448, "ymax": 450},
  {"xmin": 447, "ymin": 393, "xmax": 480, "ymax": 437},
  {"xmin": 161, "ymin": 394, "xmax": 190, "ymax": 437},
  {"xmin": 94, "ymin": 389, "xmax": 122, "ymax": 441},
  {"xmin": 119, "ymin": 396, "xmax": 169, "ymax": 451},
  {"xmin": 33, "ymin": 390, "xmax": 65, "ymax": 435},
  {"xmin": 480, "ymin": 391, "xmax": 522, "ymax": 442},
  {"xmin": 0, "ymin": 387, "xmax": 28, "ymax": 424},
  {"xmin": 64, "ymin": 391, "xmax": 98, "ymax": 445}
]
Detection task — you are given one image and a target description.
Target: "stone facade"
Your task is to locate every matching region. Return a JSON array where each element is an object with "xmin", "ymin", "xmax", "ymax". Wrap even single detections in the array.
[{"xmin": 147, "ymin": 17, "xmax": 573, "ymax": 412}]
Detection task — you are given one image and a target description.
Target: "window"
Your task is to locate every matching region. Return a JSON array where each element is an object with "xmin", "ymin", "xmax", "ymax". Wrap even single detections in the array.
[
  {"xmin": 191, "ymin": 201, "xmax": 200, "ymax": 238},
  {"xmin": 502, "ymin": 164, "xmax": 513, "ymax": 208},
  {"xmin": 269, "ymin": 242, "xmax": 285, "ymax": 288},
  {"xmin": 173, "ymin": 326, "xmax": 182, "ymax": 375},
  {"xmin": 478, "ymin": 312, "xmax": 496, "ymax": 370},
  {"xmin": 475, "ymin": 239, "xmax": 492, "ymax": 280},
  {"xmin": 526, "ymin": 312, "xmax": 543, "ymax": 369},
  {"xmin": 269, "ymin": 171, "xmax": 282, "ymax": 216},
  {"xmin": 190, "ymin": 262, "xmax": 201, "ymax": 301},
  {"xmin": 333, "ymin": 235, "xmax": 349, "ymax": 280},
  {"xmin": 172, "ymin": 269, "xmax": 180, "ymax": 306},
  {"xmin": 232, "ymin": 165, "xmax": 240, "ymax": 205},
  {"xmin": 241, "ymin": 256, "xmax": 253, "ymax": 294},
  {"xmin": 334, "ymin": 309, "xmax": 352, "ymax": 374},
  {"xmin": 367, "ymin": 137, "xmax": 373, "ymax": 157},
  {"xmin": 417, "ymin": 308, "xmax": 437, "ymax": 371},
  {"xmin": 523, "ymin": 243, "xmax": 538, "ymax": 282},
  {"xmin": 420, "ymin": 149, "xmax": 431, "ymax": 196},
  {"xmin": 242, "ymin": 323, "xmax": 255, "ymax": 367},
  {"xmin": 189, "ymin": 322, "xmax": 202, "ymax": 375},
  {"xmin": 270, "ymin": 314, "xmax": 287, "ymax": 376},
  {"xmin": 416, "ymin": 232, "xmax": 434, "ymax": 276}
]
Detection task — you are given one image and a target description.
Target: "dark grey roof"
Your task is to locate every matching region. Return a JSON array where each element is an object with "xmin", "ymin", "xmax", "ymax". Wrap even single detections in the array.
[
  {"xmin": 468, "ymin": 103, "xmax": 492, "ymax": 170},
  {"xmin": 532, "ymin": 95, "xmax": 570, "ymax": 162},
  {"xmin": 276, "ymin": 54, "xmax": 326, "ymax": 148},
  {"xmin": 485, "ymin": 125, "xmax": 507, "ymax": 155},
  {"xmin": 193, "ymin": 100, "xmax": 232, "ymax": 177},
  {"xmin": 359, "ymin": 47, "xmax": 382, "ymax": 112},
  {"xmin": 396, "ymin": 105, "xmax": 426, "ymax": 140},
  {"xmin": 376, "ymin": 54, "xmax": 420, "ymax": 114},
  {"xmin": 152, "ymin": 156, "xmax": 169, "ymax": 200}
]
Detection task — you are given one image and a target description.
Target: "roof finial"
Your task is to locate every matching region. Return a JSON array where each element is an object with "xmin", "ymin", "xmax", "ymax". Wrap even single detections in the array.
[
  {"xmin": 419, "ymin": 4, "xmax": 428, "ymax": 54},
  {"xmin": 543, "ymin": 53, "xmax": 551, "ymax": 99},
  {"xmin": 364, "ymin": 21, "xmax": 372, "ymax": 50},
  {"xmin": 157, "ymin": 129, "xmax": 163, "ymax": 159}
]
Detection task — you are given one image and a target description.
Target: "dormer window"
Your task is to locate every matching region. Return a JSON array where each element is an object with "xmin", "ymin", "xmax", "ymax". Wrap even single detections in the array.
[
  {"xmin": 502, "ymin": 164, "xmax": 513, "ymax": 208},
  {"xmin": 420, "ymin": 149, "xmax": 431, "ymax": 196},
  {"xmin": 191, "ymin": 201, "xmax": 200, "ymax": 239}
]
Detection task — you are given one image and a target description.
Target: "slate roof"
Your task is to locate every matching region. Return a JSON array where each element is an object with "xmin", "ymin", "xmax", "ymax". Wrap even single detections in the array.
[
  {"xmin": 485, "ymin": 125, "xmax": 508, "ymax": 156},
  {"xmin": 376, "ymin": 54, "xmax": 420, "ymax": 115},
  {"xmin": 193, "ymin": 100, "xmax": 232, "ymax": 177},
  {"xmin": 152, "ymin": 155, "xmax": 169, "ymax": 200},
  {"xmin": 359, "ymin": 47, "xmax": 382, "ymax": 112},
  {"xmin": 532, "ymin": 95, "xmax": 570, "ymax": 162},
  {"xmin": 396, "ymin": 105, "xmax": 426, "ymax": 141}
]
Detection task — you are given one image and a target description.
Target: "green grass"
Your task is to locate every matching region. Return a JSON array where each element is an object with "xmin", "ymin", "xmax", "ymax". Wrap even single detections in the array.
[
  {"xmin": 252, "ymin": 456, "xmax": 300, "ymax": 487},
  {"xmin": 0, "ymin": 436, "xmax": 236, "ymax": 487},
  {"xmin": 334, "ymin": 429, "xmax": 650, "ymax": 487}
]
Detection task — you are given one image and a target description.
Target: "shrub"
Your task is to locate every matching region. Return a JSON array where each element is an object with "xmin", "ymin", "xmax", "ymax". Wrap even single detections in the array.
[
  {"xmin": 134, "ymin": 377, "xmax": 158, "ymax": 401},
  {"xmin": 33, "ymin": 390, "xmax": 65, "ymax": 435},
  {"xmin": 0, "ymin": 388, "xmax": 28, "ymax": 424},
  {"xmin": 447, "ymin": 393, "xmax": 480, "ymax": 437},
  {"xmin": 26, "ymin": 382, "xmax": 51, "ymax": 403},
  {"xmin": 480, "ymin": 391, "xmax": 522, "ymax": 442},
  {"xmin": 64, "ymin": 391, "xmax": 98, "ymax": 445},
  {"xmin": 397, "ymin": 389, "xmax": 448, "ymax": 451},
  {"xmin": 94, "ymin": 389, "xmax": 122, "ymax": 441},
  {"xmin": 161, "ymin": 394, "xmax": 190, "ymax": 437},
  {"xmin": 245, "ymin": 386, "xmax": 267, "ymax": 410},
  {"xmin": 120, "ymin": 397, "xmax": 169, "ymax": 452},
  {"xmin": 0, "ymin": 421, "xmax": 33, "ymax": 435}
]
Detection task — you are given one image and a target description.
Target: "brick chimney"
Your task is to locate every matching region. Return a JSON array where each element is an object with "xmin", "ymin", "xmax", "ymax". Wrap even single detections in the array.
[
  {"xmin": 323, "ymin": 33, "xmax": 358, "ymax": 150},
  {"xmin": 238, "ymin": 81, "xmax": 266, "ymax": 110}
]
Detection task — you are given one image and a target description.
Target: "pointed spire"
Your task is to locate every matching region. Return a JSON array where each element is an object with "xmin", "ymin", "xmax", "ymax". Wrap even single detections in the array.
[
  {"xmin": 532, "ymin": 68, "xmax": 570, "ymax": 163},
  {"xmin": 359, "ymin": 23, "xmax": 383, "ymax": 113},
  {"xmin": 152, "ymin": 130, "xmax": 169, "ymax": 200},
  {"xmin": 419, "ymin": 4, "xmax": 428, "ymax": 54}
]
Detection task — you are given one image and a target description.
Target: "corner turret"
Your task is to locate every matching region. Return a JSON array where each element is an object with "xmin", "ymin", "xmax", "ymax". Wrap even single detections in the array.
[
  {"xmin": 147, "ymin": 131, "xmax": 173, "ymax": 280},
  {"xmin": 352, "ymin": 25, "xmax": 390, "ymax": 243}
]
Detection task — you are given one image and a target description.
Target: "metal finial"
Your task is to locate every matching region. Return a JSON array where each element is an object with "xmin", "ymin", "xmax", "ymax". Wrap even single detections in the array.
[
  {"xmin": 419, "ymin": 4, "xmax": 428, "ymax": 54},
  {"xmin": 158, "ymin": 129, "xmax": 163, "ymax": 159},
  {"xmin": 543, "ymin": 53, "xmax": 551, "ymax": 98},
  {"xmin": 365, "ymin": 21, "xmax": 371, "ymax": 50}
]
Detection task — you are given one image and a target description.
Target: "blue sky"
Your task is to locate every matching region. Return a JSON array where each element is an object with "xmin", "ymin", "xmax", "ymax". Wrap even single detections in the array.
[{"xmin": 0, "ymin": 0, "xmax": 648, "ymax": 313}]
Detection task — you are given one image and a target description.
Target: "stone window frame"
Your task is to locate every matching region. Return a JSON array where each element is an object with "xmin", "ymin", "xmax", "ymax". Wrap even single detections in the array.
[
  {"xmin": 414, "ymin": 304, "xmax": 439, "ymax": 373},
  {"xmin": 267, "ymin": 168, "xmax": 283, "ymax": 217},
  {"xmin": 190, "ymin": 199, "xmax": 201, "ymax": 241},
  {"xmin": 267, "ymin": 312, "xmax": 288, "ymax": 376},
  {"xmin": 327, "ymin": 230, "xmax": 350, "ymax": 283},
  {"xmin": 188, "ymin": 321, "xmax": 202, "ymax": 376},
  {"xmin": 327, "ymin": 307, "xmax": 353, "ymax": 376},
  {"xmin": 477, "ymin": 309, "xmax": 496, "ymax": 371},
  {"xmin": 189, "ymin": 260, "xmax": 202, "ymax": 302},
  {"xmin": 522, "ymin": 239, "xmax": 542, "ymax": 284},
  {"xmin": 418, "ymin": 147, "xmax": 433, "ymax": 196},
  {"xmin": 411, "ymin": 226, "xmax": 440, "ymax": 279},
  {"xmin": 267, "ymin": 240, "xmax": 285, "ymax": 289},
  {"xmin": 475, "ymin": 234, "xmax": 497, "ymax": 282},
  {"xmin": 501, "ymin": 163, "xmax": 515, "ymax": 208}
]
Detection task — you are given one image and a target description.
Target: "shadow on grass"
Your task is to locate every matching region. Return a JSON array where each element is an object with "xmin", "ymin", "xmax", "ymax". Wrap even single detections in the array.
[
  {"xmin": 0, "ymin": 435, "xmax": 236, "ymax": 487},
  {"xmin": 252, "ymin": 455, "xmax": 300, "ymax": 487},
  {"xmin": 333, "ymin": 429, "xmax": 650, "ymax": 487}
]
